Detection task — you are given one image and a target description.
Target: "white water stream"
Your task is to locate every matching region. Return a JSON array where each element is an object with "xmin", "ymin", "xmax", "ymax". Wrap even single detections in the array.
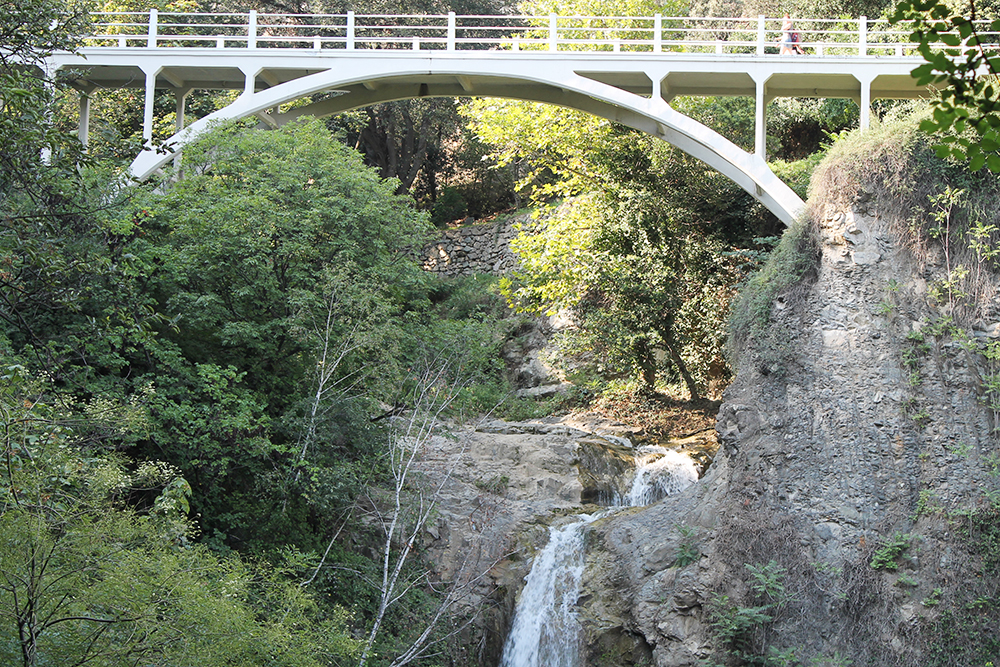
[{"xmin": 499, "ymin": 445, "xmax": 699, "ymax": 667}]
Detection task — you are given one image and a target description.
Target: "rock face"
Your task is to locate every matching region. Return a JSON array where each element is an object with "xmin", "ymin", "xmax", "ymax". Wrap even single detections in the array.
[
  {"xmin": 421, "ymin": 181, "xmax": 1000, "ymax": 666},
  {"xmin": 580, "ymin": 198, "xmax": 1000, "ymax": 665},
  {"xmin": 411, "ymin": 418, "xmax": 664, "ymax": 657}
]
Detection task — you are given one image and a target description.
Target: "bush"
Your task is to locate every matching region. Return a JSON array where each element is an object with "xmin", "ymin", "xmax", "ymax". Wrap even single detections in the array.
[
  {"xmin": 431, "ymin": 186, "xmax": 468, "ymax": 227},
  {"xmin": 727, "ymin": 217, "xmax": 819, "ymax": 373}
]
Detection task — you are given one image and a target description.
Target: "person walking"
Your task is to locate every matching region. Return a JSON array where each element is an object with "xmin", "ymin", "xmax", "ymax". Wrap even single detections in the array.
[{"xmin": 779, "ymin": 14, "xmax": 806, "ymax": 54}]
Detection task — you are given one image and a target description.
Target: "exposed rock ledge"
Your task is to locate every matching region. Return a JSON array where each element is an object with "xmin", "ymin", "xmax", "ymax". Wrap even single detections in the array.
[
  {"xmin": 421, "ymin": 194, "xmax": 1000, "ymax": 666},
  {"xmin": 581, "ymin": 200, "xmax": 1000, "ymax": 666}
]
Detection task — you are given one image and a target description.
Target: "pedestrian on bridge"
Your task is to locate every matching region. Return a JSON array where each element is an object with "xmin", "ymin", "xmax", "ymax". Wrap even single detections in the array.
[{"xmin": 779, "ymin": 14, "xmax": 806, "ymax": 55}]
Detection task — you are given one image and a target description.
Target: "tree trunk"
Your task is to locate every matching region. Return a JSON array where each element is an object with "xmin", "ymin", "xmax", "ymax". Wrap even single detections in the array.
[
  {"xmin": 662, "ymin": 329, "xmax": 700, "ymax": 401},
  {"xmin": 633, "ymin": 337, "xmax": 657, "ymax": 391}
]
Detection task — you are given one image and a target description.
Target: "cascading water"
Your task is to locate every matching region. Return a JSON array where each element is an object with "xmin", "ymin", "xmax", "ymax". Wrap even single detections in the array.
[
  {"xmin": 624, "ymin": 445, "xmax": 700, "ymax": 507},
  {"xmin": 499, "ymin": 443, "xmax": 700, "ymax": 667},
  {"xmin": 498, "ymin": 513, "xmax": 601, "ymax": 667}
]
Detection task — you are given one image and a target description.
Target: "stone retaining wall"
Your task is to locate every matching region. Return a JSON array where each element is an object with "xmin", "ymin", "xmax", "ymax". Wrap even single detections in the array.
[{"xmin": 422, "ymin": 215, "xmax": 526, "ymax": 276}]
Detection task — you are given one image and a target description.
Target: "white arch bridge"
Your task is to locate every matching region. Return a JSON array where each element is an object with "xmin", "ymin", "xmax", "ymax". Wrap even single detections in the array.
[{"xmin": 48, "ymin": 12, "xmax": 951, "ymax": 225}]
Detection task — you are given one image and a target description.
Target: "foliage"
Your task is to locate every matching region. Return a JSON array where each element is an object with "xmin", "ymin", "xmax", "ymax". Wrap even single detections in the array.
[
  {"xmin": 147, "ymin": 116, "xmax": 431, "ymax": 382},
  {"xmin": 814, "ymin": 110, "xmax": 1000, "ymax": 323},
  {"xmin": 747, "ymin": 560, "xmax": 794, "ymax": 609},
  {"xmin": 484, "ymin": 120, "xmax": 783, "ymax": 397},
  {"xmin": 891, "ymin": 0, "xmax": 1000, "ymax": 172},
  {"xmin": 431, "ymin": 186, "xmax": 468, "ymax": 226},
  {"xmin": 925, "ymin": 596, "xmax": 1000, "ymax": 667},
  {"xmin": 461, "ymin": 101, "xmax": 614, "ymax": 201},
  {"xmin": 674, "ymin": 523, "xmax": 701, "ymax": 566},
  {"xmin": 332, "ymin": 98, "xmax": 464, "ymax": 196},
  {"xmin": 770, "ymin": 152, "xmax": 825, "ymax": 201},
  {"xmin": 869, "ymin": 532, "xmax": 911, "ymax": 570},
  {"xmin": 953, "ymin": 492, "xmax": 1000, "ymax": 574},
  {"xmin": 0, "ymin": 0, "xmax": 91, "ymax": 210},
  {"xmin": 0, "ymin": 365, "xmax": 360, "ymax": 667},
  {"xmin": 727, "ymin": 218, "xmax": 818, "ymax": 373},
  {"xmin": 709, "ymin": 593, "xmax": 774, "ymax": 658}
]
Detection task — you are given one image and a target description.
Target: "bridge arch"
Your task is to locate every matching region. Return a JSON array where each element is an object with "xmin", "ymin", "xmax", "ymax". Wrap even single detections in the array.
[{"xmin": 126, "ymin": 59, "xmax": 806, "ymax": 225}]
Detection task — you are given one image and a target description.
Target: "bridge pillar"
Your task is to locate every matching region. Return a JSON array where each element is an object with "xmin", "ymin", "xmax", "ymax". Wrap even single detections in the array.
[
  {"xmin": 858, "ymin": 74, "xmax": 873, "ymax": 132},
  {"xmin": 754, "ymin": 76, "xmax": 767, "ymax": 160},
  {"xmin": 77, "ymin": 85, "xmax": 94, "ymax": 148},
  {"xmin": 174, "ymin": 87, "xmax": 192, "ymax": 168},
  {"xmin": 241, "ymin": 66, "xmax": 263, "ymax": 96},
  {"xmin": 140, "ymin": 65, "xmax": 162, "ymax": 144}
]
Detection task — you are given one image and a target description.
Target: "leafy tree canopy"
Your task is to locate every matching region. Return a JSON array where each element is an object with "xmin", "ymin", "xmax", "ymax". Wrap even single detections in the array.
[
  {"xmin": 892, "ymin": 0, "xmax": 1000, "ymax": 171},
  {"xmin": 0, "ymin": 365, "xmax": 360, "ymax": 667}
]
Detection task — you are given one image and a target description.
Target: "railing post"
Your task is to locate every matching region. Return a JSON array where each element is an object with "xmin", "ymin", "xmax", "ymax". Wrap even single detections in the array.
[
  {"xmin": 654, "ymin": 14, "xmax": 661, "ymax": 53},
  {"xmin": 347, "ymin": 11, "xmax": 355, "ymax": 50},
  {"xmin": 147, "ymin": 9, "xmax": 158, "ymax": 48},
  {"xmin": 248, "ymin": 10, "xmax": 258, "ymax": 48},
  {"xmin": 756, "ymin": 15, "xmax": 765, "ymax": 55},
  {"xmin": 447, "ymin": 12, "xmax": 456, "ymax": 51},
  {"xmin": 549, "ymin": 13, "xmax": 557, "ymax": 51},
  {"xmin": 859, "ymin": 15, "xmax": 867, "ymax": 56}
]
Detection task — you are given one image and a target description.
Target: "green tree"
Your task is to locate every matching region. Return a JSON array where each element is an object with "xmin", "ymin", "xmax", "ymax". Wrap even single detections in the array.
[
  {"xmin": 0, "ymin": 365, "xmax": 360, "ymax": 667},
  {"xmin": 0, "ymin": 0, "xmax": 90, "ymax": 207},
  {"xmin": 146, "ymin": 117, "xmax": 431, "ymax": 406},
  {"xmin": 892, "ymin": 0, "xmax": 1000, "ymax": 171},
  {"xmin": 119, "ymin": 117, "xmax": 436, "ymax": 548}
]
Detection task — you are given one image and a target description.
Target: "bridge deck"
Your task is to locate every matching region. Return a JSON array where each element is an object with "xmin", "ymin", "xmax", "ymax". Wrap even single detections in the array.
[
  {"xmin": 58, "ymin": 48, "xmax": 928, "ymax": 102},
  {"xmin": 45, "ymin": 12, "xmax": 961, "ymax": 226}
]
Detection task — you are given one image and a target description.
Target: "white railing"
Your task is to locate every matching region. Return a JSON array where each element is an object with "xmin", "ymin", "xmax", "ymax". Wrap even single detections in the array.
[{"xmin": 81, "ymin": 11, "xmax": 1000, "ymax": 56}]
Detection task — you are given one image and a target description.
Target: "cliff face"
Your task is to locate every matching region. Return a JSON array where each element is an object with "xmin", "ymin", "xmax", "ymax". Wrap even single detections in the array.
[{"xmin": 582, "ymin": 191, "xmax": 1000, "ymax": 665}]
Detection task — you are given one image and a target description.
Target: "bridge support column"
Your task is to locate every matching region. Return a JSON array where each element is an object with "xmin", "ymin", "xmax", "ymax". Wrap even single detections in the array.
[
  {"xmin": 174, "ymin": 86, "xmax": 192, "ymax": 169},
  {"xmin": 241, "ymin": 66, "xmax": 263, "ymax": 96},
  {"xmin": 754, "ymin": 76, "xmax": 767, "ymax": 160},
  {"xmin": 77, "ymin": 86, "xmax": 94, "ymax": 148},
  {"xmin": 175, "ymin": 87, "xmax": 191, "ymax": 133},
  {"xmin": 858, "ymin": 75, "xmax": 873, "ymax": 132},
  {"xmin": 140, "ymin": 65, "xmax": 162, "ymax": 145}
]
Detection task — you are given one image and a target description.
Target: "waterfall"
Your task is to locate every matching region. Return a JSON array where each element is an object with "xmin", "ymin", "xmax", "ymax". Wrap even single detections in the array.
[
  {"xmin": 498, "ymin": 513, "xmax": 600, "ymax": 667},
  {"xmin": 624, "ymin": 445, "xmax": 700, "ymax": 507},
  {"xmin": 499, "ymin": 444, "xmax": 699, "ymax": 667}
]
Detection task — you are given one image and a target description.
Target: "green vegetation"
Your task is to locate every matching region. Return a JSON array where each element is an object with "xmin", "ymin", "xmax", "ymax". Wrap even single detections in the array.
[
  {"xmin": 673, "ymin": 523, "xmax": 701, "ymax": 566},
  {"xmin": 12, "ymin": 0, "xmax": 998, "ymax": 664},
  {"xmin": 2, "ymin": 6, "xmax": 519, "ymax": 660},
  {"xmin": 0, "ymin": 366, "xmax": 360, "ymax": 667},
  {"xmin": 869, "ymin": 533, "xmax": 912, "ymax": 570},
  {"xmin": 813, "ymin": 113, "xmax": 1000, "ymax": 326},
  {"xmin": 891, "ymin": 0, "xmax": 1000, "ymax": 172},
  {"xmin": 727, "ymin": 218, "xmax": 818, "ymax": 375},
  {"xmin": 706, "ymin": 561, "xmax": 805, "ymax": 666}
]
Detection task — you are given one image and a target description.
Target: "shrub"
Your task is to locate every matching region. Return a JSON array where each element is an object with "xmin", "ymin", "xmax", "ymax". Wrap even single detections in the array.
[
  {"xmin": 431, "ymin": 186, "xmax": 468, "ymax": 227},
  {"xmin": 869, "ymin": 533, "xmax": 911, "ymax": 571},
  {"xmin": 727, "ymin": 217, "xmax": 819, "ymax": 372}
]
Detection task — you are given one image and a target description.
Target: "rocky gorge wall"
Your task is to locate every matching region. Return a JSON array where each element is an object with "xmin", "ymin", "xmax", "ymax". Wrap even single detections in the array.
[
  {"xmin": 415, "ymin": 144, "xmax": 1000, "ymax": 666},
  {"xmin": 578, "ymin": 188, "xmax": 1000, "ymax": 665}
]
